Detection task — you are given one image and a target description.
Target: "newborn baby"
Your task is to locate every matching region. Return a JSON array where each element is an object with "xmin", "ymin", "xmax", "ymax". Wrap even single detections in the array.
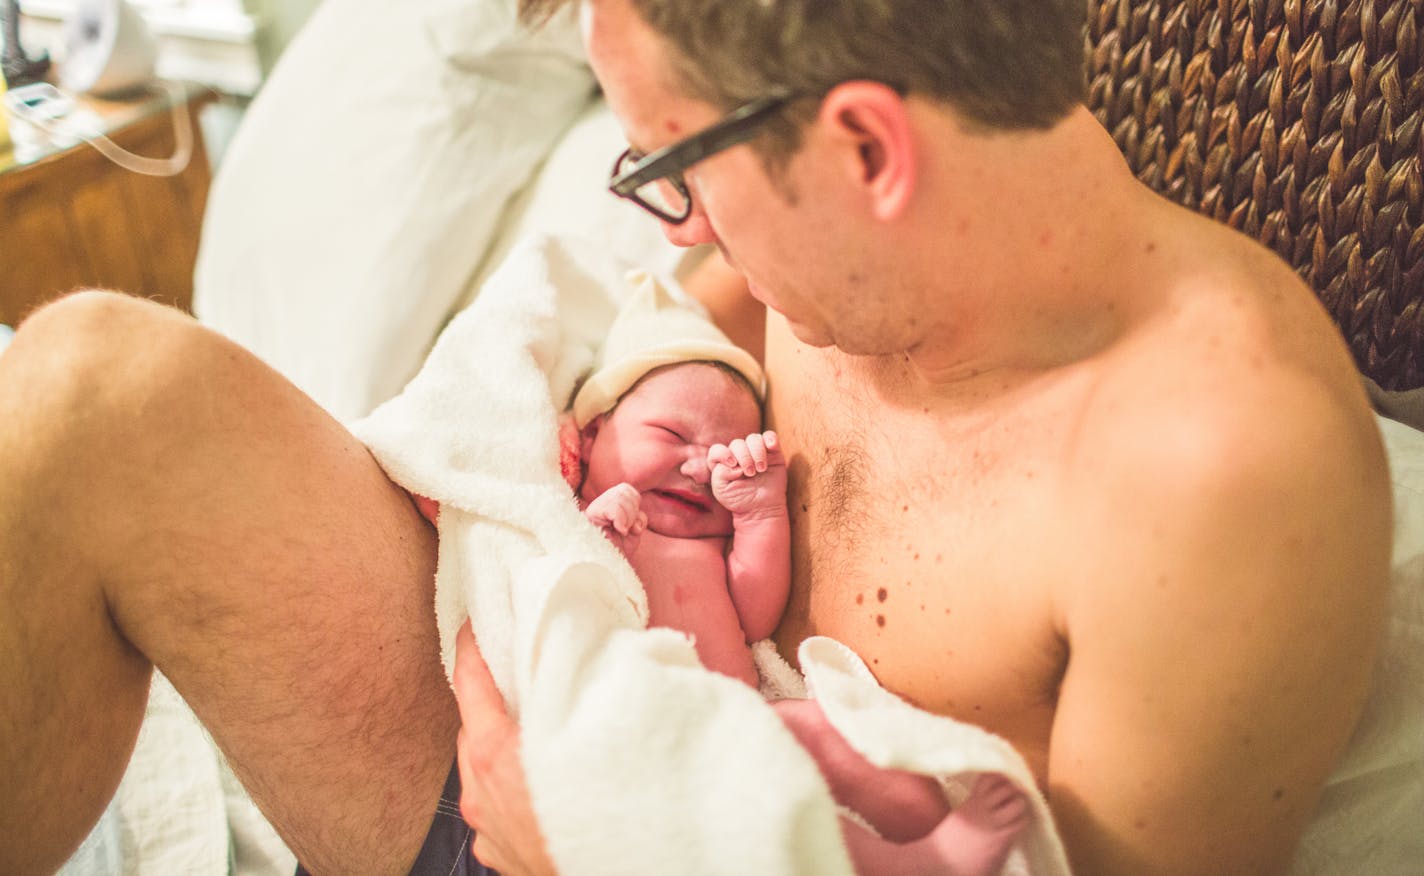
[
  {"xmin": 560, "ymin": 275, "xmax": 1030, "ymax": 875},
  {"xmin": 576, "ymin": 360, "xmax": 784, "ymax": 688}
]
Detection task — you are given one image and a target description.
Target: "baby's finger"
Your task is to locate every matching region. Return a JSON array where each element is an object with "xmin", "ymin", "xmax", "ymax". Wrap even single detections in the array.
[
  {"xmin": 610, "ymin": 504, "xmax": 631, "ymax": 534},
  {"xmin": 707, "ymin": 443, "xmax": 734, "ymax": 470},
  {"xmin": 762, "ymin": 431, "xmax": 786, "ymax": 467},
  {"xmin": 615, "ymin": 504, "xmax": 637, "ymax": 538},
  {"xmin": 744, "ymin": 433, "xmax": 768, "ymax": 471},
  {"xmin": 729, "ymin": 439, "xmax": 756, "ymax": 476}
]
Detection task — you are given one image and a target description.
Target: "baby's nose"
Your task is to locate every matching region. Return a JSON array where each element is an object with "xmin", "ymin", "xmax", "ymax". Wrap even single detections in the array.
[{"xmin": 680, "ymin": 452, "xmax": 710, "ymax": 484}]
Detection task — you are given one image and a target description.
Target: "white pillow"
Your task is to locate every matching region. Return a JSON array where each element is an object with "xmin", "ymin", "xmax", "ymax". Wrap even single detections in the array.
[
  {"xmin": 194, "ymin": 0, "xmax": 595, "ymax": 420},
  {"xmin": 459, "ymin": 98, "xmax": 713, "ymax": 315}
]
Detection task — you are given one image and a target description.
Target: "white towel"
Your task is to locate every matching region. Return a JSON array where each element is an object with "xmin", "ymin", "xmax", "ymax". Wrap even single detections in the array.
[{"xmin": 352, "ymin": 234, "xmax": 1071, "ymax": 875}]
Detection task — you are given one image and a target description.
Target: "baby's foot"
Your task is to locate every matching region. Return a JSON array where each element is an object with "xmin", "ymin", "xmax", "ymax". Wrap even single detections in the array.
[
  {"xmin": 841, "ymin": 773, "xmax": 1029, "ymax": 876},
  {"xmin": 923, "ymin": 773, "xmax": 1029, "ymax": 875}
]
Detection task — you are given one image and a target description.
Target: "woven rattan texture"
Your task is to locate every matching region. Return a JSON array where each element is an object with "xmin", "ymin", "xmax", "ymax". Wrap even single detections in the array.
[{"xmin": 1086, "ymin": 0, "xmax": 1424, "ymax": 389}]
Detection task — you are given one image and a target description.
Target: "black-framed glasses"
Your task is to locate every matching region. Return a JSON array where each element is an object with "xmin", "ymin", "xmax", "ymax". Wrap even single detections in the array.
[{"xmin": 608, "ymin": 93, "xmax": 795, "ymax": 224}]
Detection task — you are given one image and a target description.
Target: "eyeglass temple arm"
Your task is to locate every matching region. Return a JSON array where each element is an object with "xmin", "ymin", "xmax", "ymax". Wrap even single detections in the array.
[{"xmin": 612, "ymin": 94, "xmax": 794, "ymax": 192}]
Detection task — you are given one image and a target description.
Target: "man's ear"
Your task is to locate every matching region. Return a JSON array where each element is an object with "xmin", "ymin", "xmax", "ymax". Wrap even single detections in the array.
[{"xmin": 818, "ymin": 81, "xmax": 916, "ymax": 222}]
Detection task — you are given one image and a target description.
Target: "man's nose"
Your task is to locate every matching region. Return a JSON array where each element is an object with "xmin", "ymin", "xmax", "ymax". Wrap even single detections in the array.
[
  {"xmin": 680, "ymin": 452, "xmax": 711, "ymax": 484},
  {"xmin": 661, "ymin": 209, "xmax": 715, "ymax": 248}
]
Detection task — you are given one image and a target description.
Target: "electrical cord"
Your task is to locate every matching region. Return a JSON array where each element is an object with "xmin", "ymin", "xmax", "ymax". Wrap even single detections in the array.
[{"xmin": 2, "ymin": 79, "xmax": 193, "ymax": 177}]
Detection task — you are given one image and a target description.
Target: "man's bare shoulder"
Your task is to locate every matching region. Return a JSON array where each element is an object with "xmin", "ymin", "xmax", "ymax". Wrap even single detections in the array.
[
  {"xmin": 1062, "ymin": 215, "xmax": 1393, "ymax": 607},
  {"xmin": 1087, "ymin": 218, "xmax": 1382, "ymax": 489},
  {"xmin": 1042, "ymin": 222, "xmax": 1394, "ymax": 872}
]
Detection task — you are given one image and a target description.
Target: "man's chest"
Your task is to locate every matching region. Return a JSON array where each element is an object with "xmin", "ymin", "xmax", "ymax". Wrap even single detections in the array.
[{"xmin": 765, "ymin": 346, "xmax": 1079, "ymax": 776}]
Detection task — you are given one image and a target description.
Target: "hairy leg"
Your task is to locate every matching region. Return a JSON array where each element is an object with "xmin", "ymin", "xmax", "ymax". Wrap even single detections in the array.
[{"xmin": 0, "ymin": 293, "xmax": 458, "ymax": 875}]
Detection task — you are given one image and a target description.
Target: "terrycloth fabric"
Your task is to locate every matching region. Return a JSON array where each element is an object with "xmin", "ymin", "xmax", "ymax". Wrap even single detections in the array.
[
  {"xmin": 353, "ymin": 234, "xmax": 637, "ymax": 704},
  {"xmin": 351, "ymin": 234, "xmax": 1072, "ymax": 875}
]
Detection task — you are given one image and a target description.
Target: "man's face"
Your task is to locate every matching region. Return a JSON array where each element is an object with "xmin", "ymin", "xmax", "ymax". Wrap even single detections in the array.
[{"xmin": 580, "ymin": 0, "xmax": 850, "ymax": 349}]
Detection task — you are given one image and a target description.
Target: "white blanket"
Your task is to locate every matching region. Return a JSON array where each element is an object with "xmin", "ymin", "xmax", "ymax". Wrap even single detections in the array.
[{"xmin": 351, "ymin": 235, "xmax": 1071, "ymax": 875}]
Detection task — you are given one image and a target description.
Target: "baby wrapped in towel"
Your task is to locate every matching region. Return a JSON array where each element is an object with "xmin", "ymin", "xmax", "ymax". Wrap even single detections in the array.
[
  {"xmin": 356, "ymin": 236, "xmax": 1068, "ymax": 874},
  {"xmin": 421, "ymin": 276, "xmax": 1031, "ymax": 874}
]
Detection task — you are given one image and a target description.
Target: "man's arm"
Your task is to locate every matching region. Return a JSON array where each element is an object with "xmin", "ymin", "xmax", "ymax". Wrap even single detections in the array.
[
  {"xmin": 453, "ymin": 622, "xmax": 556, "ymax": 876},
  {"xmin": 1046, "ymin": 385, "xmax": 1391, "ymax": 874}
]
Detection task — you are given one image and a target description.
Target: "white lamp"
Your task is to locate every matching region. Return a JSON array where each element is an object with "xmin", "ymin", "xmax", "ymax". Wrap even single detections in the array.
[{"xmin": 59, "ymin": 0, "xmax": 157, "ymax": 96}]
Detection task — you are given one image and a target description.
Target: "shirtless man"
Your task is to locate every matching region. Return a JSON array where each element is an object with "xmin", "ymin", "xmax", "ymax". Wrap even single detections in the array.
[
  {"xmin": 0, "ymin": 0, "xmax": 1392, "ymax": 875},
  {"xmin": 452, "ymin": 0, "xmax": 1393, "ymax": 873}
]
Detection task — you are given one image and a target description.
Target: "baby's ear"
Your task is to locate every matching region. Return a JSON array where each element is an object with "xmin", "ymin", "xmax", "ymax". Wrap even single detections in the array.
[{"xmin": 579, "ymin": 415, "xmax": 603, "ymax": 462}]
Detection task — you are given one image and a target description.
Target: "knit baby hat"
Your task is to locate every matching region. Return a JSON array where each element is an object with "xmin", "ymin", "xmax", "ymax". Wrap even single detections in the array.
[{"xmin": 571, "ymin": 270, "xmax": 766, "ymax": 427}]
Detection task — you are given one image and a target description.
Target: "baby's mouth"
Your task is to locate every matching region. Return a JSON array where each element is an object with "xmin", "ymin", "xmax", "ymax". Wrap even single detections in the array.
[{"xmin": 649, "ymin": 489, "xmax": 710, "ymax": 512}]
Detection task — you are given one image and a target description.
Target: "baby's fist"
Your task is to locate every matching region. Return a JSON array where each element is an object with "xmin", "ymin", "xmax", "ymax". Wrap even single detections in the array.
[
  {"xmin": 585, "ymin": 482, "xmax": 647, "ymax": 555},
  {"xmin": 709, "ymin": 431, "xmax": 788, "ymax": 516}
]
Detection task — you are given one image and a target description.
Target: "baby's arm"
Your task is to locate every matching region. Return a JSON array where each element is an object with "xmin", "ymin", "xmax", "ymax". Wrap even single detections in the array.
[
  {"xmin": 709, "ymin": 431, "xmax": 790, "ymax": 642},
  {"xmin": 585, "ymin": 482, "xmax": 647, "ymax": 557}
]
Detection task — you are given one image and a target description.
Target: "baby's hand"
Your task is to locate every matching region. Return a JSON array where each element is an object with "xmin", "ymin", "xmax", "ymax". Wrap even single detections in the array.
[
  {"xmin": 585, "ymin": 482, "xmax": 647, "ymax": 556},
  {"xmin": 709, "ymin": 431, "xmax": 788, "ymax": 517}
]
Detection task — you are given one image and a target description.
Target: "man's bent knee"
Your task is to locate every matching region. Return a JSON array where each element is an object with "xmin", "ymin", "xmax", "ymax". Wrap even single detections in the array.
[
  {"xmin": 0, "ymin": 290, "xmax": 169, "ymax": 874},
  {"xmin": 1, "ymin": 291, "xmax": 215, "ymax": 520},
  {"xmin": 9, "ymin": 289, "xmax": 197, "ymax": 377}
]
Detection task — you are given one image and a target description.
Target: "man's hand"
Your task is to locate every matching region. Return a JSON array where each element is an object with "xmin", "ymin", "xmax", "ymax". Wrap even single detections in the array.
[
  {"xmin": 452, "ymin": 621, "xmax": 557, "ymax": 875},
  {"xmin": 584, "ymin": 482, "xmax": 647, "ymax": 555},
  {"xmin": 709, "ymin": 430, "xmax": 788, "ymax": 517}
]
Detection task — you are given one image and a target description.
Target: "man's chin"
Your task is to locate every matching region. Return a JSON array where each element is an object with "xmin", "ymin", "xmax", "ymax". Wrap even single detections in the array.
[
  {"xmin": 756, "ymin": 292, "xmax": 835, "ymax": 347},
  {"xmin": 784, "ymin": 320, "xmax": 835, "ymax": 348}
]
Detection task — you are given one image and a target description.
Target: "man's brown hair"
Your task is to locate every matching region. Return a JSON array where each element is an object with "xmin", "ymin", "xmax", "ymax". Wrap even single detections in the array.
[{"xmin": 521, "ymin": 0, "xmax": 1087, "ymax": 159}]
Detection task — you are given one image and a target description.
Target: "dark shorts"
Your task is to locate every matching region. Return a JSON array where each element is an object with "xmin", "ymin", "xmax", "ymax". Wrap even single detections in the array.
[{"xmin": 294, "ymin": 759, "xmax": 496, "ymax": 876}]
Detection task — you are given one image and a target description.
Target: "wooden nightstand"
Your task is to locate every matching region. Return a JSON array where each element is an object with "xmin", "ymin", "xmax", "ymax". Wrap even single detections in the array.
[{"xmin": 0, "ymin": 81, "xmax": 214, "ymax": 326}]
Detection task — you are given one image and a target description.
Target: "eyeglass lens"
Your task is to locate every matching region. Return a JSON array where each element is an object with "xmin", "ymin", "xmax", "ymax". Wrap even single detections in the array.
[{"xmin": 614, "ymin": 151, "xmax": 689, "ymax": 220}]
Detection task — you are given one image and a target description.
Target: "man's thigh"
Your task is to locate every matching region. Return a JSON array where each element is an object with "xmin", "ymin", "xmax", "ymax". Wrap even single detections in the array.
[{"xmin": 12, "ymin": 293, "xmax": 460, "ymax": 874}]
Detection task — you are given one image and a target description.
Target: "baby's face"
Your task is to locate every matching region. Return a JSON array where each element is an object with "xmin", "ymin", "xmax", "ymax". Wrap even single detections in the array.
[{"xmin": 580, "ymin": 363, "xmax": 761, "ymax": 539}]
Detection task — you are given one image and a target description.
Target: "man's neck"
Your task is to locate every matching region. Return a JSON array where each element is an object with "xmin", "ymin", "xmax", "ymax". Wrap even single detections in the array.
[{"xmin": 890, "ymin": 104, "xmax": 1157, "ymax": 391}]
